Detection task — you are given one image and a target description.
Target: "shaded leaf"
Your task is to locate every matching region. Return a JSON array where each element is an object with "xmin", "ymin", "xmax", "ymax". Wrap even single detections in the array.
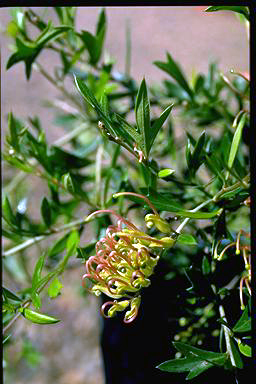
[
  {"xmin": 149, "ymin": 104, "xmax": 173, "ymax": 150},
  {"xmin": 202, "ymin": 255, "xmax": 211, "ymax": 275},
  {"xmin": 2, "ymin": 287, "xmax": 22, "ymax": 302},
  {"xmin": 173, "ymin": 342, "xmax": 227, "ymax": 365},
  {"xmin": 233, "ymin": 306, "xmax": 251, "ymax": 333},
  {"xmin": 229, "ymin": 339, "xmax": 244, "ymax": 368},
  {"xmin": 77, "ymin": 243, "xmax": 96, "ymax": 260},
  {"xmin": 177, "ymin": 234, "xmax": 197, "ymax": 245},
  {"xmin": 154, "ymin": 52, "xmax": 193, "ymax": 99},
  {"xmin": 48, "ymin": 232, "xmax": 70, "ymax": 258},
  {"xmin": 41, "ymin": 197, "xmax": 52, "ymax": 227},
  {"xmin": 157, "ymin": 355, "xmax": 209, "ymax": 373},
  {"xmin": 2, "ymin": 196, "xmax": 17, "ymax": 226}
]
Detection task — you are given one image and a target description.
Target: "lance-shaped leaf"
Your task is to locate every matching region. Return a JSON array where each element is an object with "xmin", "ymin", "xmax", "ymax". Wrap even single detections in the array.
[
  {"xmin": 8, "ymin": 112, "xmax": 20, "ymax": 151},
  {"xmin": 138, "ymin": 189, "xmax": 220, "ymax": 218},
  {"xmin": 2, "ymin": 287, "xmax": 22, "ymax": 302},
  {"xmin": 2, "ymin": 196, "xmax": 17, "ymax": 226},
  {"xmin": 32, "ymin": 253, "xmax": 46, "ymax": 291},
  {"xmin": 189, "ymin": 131, "xmax": 206, "ymax": 176},
  {"xmin": 135, "ymin": 78, "xmax": 151, "ymax": 157},
  {"xmin": 227, "ymin": 112, "xmax": 247, "ymax": 170},
  {"xmin": 154, "ymin": 52, "xmax": 194, "ymax": 99},
  {"xmin": 6, "ymin": 23, "xmax": 71, "ymax": 79},
  {"xmin": 173, "ymin": 342, "xmax": 228, "ymax": 365},
  {"xmin": 113, "ymin": 112, "xmax": 143, "ymax": 149},
  {"xmin": 157, "ymin": 342, "xmax": 228, "ymax": 380},
  {"xmin": 233, "ymin": 305, "xmax": 251, "ymax": 333},
  {"xmin": 41, "ymin": 197, "xmax": 52, "ymax": 227},
  {"xmin": 177, "ymin": 234, "xmax": 197, "ymax": 245},
  {"xmin": 78, "ymin": 8, "xmax": 106, "ymax": 65},
  {"xmin": 19, "ymin": 308, "xmax": 60, "ymax": 324},
  {"xmin": 149, "ymin": 104, "xmax": 173, "ymax": 151},
  {"xmin": 74, "ymin": 76, "xmax": 116, "ymax": 136}
]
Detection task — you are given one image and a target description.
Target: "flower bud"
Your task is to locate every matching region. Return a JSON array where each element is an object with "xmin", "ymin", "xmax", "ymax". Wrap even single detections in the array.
[
  {"xmin": 145, "ymin": 214, "xmax": 172, "ymax": 234},
  {"xmin": 124, "ymin": 296, "xmax": 141, "ymax": 323}
]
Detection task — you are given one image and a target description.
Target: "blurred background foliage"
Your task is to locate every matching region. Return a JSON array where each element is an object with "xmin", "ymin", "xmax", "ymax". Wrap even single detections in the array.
[{"xmin": 2, "ymin": 6, "xmax": 251, "ymax": 384}]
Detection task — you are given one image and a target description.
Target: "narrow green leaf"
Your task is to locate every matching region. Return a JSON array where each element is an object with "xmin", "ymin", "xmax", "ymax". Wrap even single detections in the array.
[
  {"xmin": 4, "ymin": 154, "xmax": 34, "ymax": 173},
  {"xmin": 228, "ymin": 112, "xmax": 247, "ymax": 170},
  {"xmin": 229, "ymin": 339, "xmax": 244, "ymax": 368},
  {"xmin": 76, "ymin": 243, "xmax": 96, "ymax": 259},
  {"xmin": 173, "ymin": 342, "xmax": 228, "ymax": 365},
  {"xmin": 164, "ymin": 80, "xmax": 190, "ymax": 100},
  {"xmin": 188, "ymin": 131, "xmax": 206, "ymax": 176},
  {"xmin": 186, "ymin": 137, "xmax": 192, "ymax": 167},
  {"xmin": 31, "ymin": 292, "xmax": 41, "ymax": 309},
  {"xmin": 63, "ymin": 230, "xmax": 80, "ymax": 265},
  {"xmin": 2, "ymin": 287, "xmax": 22, "ymax": 302},
  {"xmin": 74, "ymin": 75, "xmax": 100, "ymax": 110},
  {"xmin": 96, "ymin": 8, "xmax": 106, "ymax": 36},
  {"xmin": 36, "ymin": 25, "xmax": 71, "ymax": 48},
  {"xmin": 100, "ymin": 93, "xmax": 110, "ymax": 117},
  {"xmin": 154, "ymin": 53, "xmax": 193, "ymax": 99},
  {"xmin": 6, "ymin": 26, "xmax": 71, "ymax": 79},
  {"xmin": 48, "ymin": 232, "xmax": 70, "ymax": 258},
  {"xmin": 149, "ymin": 104, "xmax": 173, "ymax": 150},
  {"xmin": 8, "ymin": 112, "xmax": 20, "ymax": 151},
  {"xmin": 177, "ymin": 234, "xmax": 197, "ymax": 245},
  {"xmin": 135, "ymin": 78, "xmax": 150, "ymax": 157},
  {"xmin": 32, "ymin": 253, "xmax": 46, "ymax": 291},
  {"xmin": 74, "ymin": 76, "xmax": 115, "ymax": 134},
  {"xmin": 20, "ymin": 308, "xmax": 60, "ymax": 324},
  {"xmin": 2, "ymin": 196, "xmax": 16, "ymax": 226},
  {"xmin": 202, "ymin": 256, "xmax": 211, "ymax": 275},
  {"xmin": 79, "ymin": 30, "xmax": 97, "ymax": 64},
  {"xmin": 136, "ymin": 190, "xmax": 220, "ymax": 219},
  {"xmin": 157, "ymin": 356, "xmax": 205, "ymax": 373},
  {"xmin": 113, "ymin": 112, "xmax": 142, "ymax": 147},
  {"xmin": 233, "ymin": 306, "xmax": 251, "ymax": 333},
  {"xmin": 186, "ymin": 361, "xmax": 213, "ymax": 380},
  {"xmin": 41, "ymin": 197, "xmax": 52, "ymax": 227},
  {"xmin": 95, "ymin": 8, "xmax": 106, "ymax": 62}
]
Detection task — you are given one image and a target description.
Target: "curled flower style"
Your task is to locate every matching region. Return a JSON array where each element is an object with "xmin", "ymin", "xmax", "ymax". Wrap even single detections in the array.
[
  {"xmin": 214, "ymin": 229, "xmax": 251, "ymax": 310},
  {"xmin": 82, "ymin": 193, "xmax": 178, "ymax": 323}
]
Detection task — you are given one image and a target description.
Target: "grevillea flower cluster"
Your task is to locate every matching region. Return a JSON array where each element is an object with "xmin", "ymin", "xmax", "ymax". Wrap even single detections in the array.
[{"xmin": 82, "ymin": 193, "xmax": 177, "ymax": 323}]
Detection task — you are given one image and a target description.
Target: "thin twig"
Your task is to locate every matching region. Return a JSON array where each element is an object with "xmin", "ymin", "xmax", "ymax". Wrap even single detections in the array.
[{"xmin": 3, "ymin": 217, "xmax": 89, "ymax": 257}]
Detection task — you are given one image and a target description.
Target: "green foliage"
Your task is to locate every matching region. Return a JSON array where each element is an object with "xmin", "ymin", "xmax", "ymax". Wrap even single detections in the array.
[
  {"xmin": 2, "ymin": 6, "xmax": 250, "ymax": 383},
  {"xmin": 157, "ymin": 342, "xmax": 228, "ymax": 380},
  {"xmin": 19, "ymin": 308, "xmax": 60, "ymax": 324},
  {"xmin": 205, "ymin": 6, "xmax": 250, "ymax": 21},
  {"xmin": 6, "ymin": 23, "xmax": 71, "ymax": 79}
]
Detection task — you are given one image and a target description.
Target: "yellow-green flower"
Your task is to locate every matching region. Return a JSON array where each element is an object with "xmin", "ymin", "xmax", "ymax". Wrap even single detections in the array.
[{"xmin": 82, "ymin": 193, "xmax": 177, "ymax": 323}]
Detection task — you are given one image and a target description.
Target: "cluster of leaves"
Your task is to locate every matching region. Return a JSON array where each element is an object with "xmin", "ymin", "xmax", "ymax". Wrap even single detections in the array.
[{"xmin": 2, "ymin": 5, "xmax": 251, "ymax": 382}]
